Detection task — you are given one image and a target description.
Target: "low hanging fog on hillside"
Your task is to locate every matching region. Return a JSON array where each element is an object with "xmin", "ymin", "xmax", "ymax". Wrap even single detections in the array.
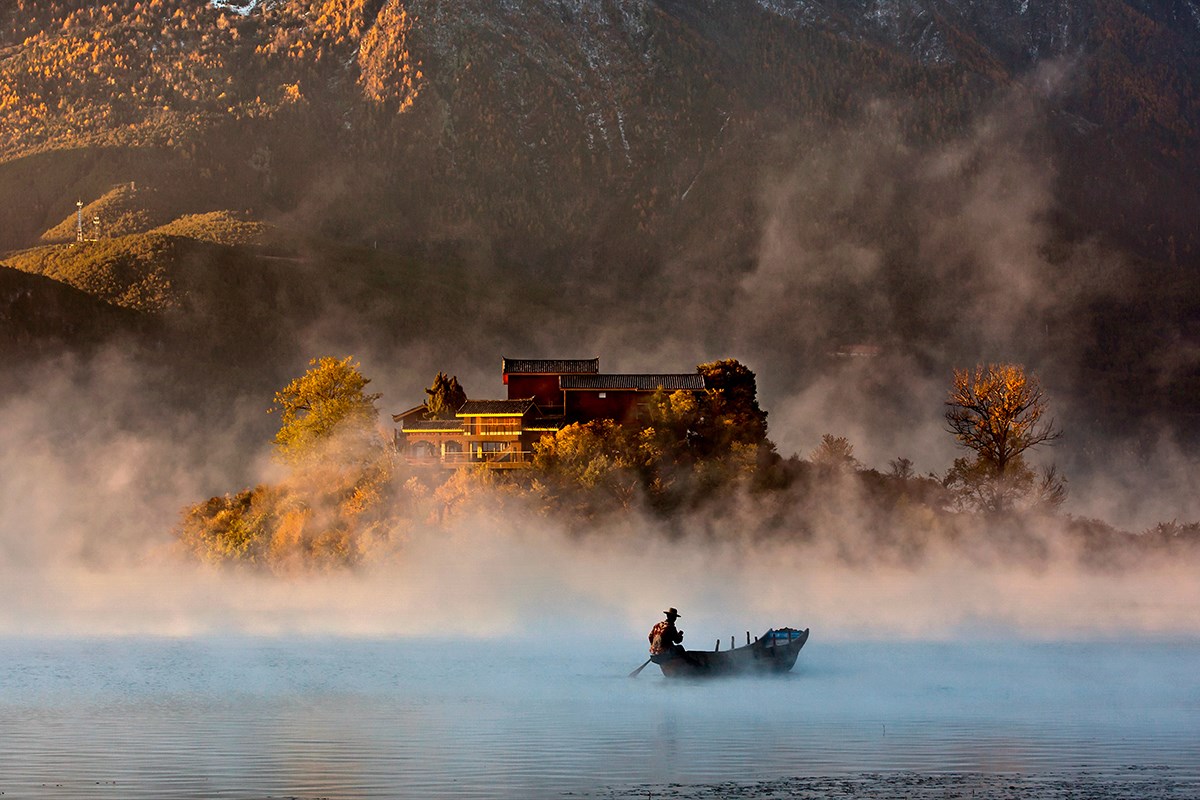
[{"xmin": 2, "ymin": 61, "xmax": 1198, "ymax": 641}]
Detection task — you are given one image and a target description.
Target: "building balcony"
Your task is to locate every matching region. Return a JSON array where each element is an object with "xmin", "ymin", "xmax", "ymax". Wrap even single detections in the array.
[{"xmin": 403, "ymin": 449, "xmax": 534, "ymax": 469}]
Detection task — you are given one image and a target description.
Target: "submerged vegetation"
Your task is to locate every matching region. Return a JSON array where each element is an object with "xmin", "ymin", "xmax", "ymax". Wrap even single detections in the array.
[{"xmin": 176, "ymin": 356, "xmax": 1200, "ymax": 573}]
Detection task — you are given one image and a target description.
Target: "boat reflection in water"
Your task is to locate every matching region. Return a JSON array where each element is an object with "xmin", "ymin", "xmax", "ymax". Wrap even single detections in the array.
[{"xmin": 651, "ymin": 627, "xmax": 810, "ymax": 678}]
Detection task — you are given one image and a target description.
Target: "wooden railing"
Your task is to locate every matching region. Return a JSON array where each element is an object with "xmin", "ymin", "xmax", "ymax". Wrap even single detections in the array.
[{"xmin": 404, "ymin": 449, "xmax": 534, "ymax": 467}]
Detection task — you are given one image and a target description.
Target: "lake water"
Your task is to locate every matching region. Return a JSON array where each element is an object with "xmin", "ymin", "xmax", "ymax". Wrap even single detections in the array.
[{"xmin": 0, "ymin": 636, "xmax": 1197, "ymax": 799}]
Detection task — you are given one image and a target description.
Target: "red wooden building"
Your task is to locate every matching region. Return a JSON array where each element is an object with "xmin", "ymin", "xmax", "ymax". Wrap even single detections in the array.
[
  {"xmin": 560, "ymin": 373, "xmax": 706, "ymax": 422},
  {"xmin": 502, "ymin": 357, "xmax": 599, "ymax": 413},
  {"xmin": 395, "ymin": 357, "xmax": 706, "ymax": 468}
]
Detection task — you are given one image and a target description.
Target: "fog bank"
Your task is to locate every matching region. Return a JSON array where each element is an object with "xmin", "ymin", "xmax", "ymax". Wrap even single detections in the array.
[
  {"xmin": 3, "ymin": 510, "xmax": 1199, "ymax": 640},
  {"xmin": 4, "ymin": 62, "xmax": 1200, "ymax": 640}
]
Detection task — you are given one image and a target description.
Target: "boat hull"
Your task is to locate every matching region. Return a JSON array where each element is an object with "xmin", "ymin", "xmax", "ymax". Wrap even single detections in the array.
[{"xmin": 651, "ymin": 627, "xmax": 809, "ymax": 679}]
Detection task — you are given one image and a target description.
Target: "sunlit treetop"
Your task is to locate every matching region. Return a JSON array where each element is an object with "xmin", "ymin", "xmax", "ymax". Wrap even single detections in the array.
[
  {"xmin": 270, "ymin": 355, "xmax": 381, "ymax": 463},
  {"xmin": 944, "ymin": 362, "xmax": 1061, "ymax": 475}
]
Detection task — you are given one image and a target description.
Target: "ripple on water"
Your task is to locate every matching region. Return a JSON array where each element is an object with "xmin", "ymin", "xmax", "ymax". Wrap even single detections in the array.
[{"xmin": 0, "ymin": 638, "xmax": 1197, "ymax": 799}]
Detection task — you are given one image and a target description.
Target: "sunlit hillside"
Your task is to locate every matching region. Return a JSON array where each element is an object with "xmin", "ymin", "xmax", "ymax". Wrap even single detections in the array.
[
  {"xmin": 2, "ymin": 0, "xmax": 1196, "ymax": 255},
  {"xmin": 1, "ymin": 0, "xmax": 1198, "ymax": 436}
]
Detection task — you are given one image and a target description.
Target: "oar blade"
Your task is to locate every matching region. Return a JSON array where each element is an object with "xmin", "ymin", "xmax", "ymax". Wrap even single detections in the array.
[{"xmin": 628, "ymin": 657, "xmax": 652, "ymax": 678}]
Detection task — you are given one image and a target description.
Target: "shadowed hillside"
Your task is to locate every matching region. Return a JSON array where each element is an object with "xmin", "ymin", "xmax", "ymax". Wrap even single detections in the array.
[
  {"xmin": 0, "ymin": 265, "xmax": 147, "ymax": 356},
  {"xmin": 1, "ymin": 0, "xmax": 1199, "ymax": 439}
]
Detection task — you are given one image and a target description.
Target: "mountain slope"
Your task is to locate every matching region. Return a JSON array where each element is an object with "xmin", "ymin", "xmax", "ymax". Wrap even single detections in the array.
[
  {"xmin": 0, "ymin": 264, "xmax": 146, "ymax": 356},
  {"xmin": 1, "ymin": 0, "xmax": 1198, "ymax": 435},
  {"xmin": 1, "ymin": 0, "xmax": 1195, "ymax": 261}
]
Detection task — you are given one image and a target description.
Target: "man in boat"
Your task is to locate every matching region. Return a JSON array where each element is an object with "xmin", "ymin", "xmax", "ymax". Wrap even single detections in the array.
[{"xmin": 649, "ymin": 608, "xmax": 685, "ymax": 657}]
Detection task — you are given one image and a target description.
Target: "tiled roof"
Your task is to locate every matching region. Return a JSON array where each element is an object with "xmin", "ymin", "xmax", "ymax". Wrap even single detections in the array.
[
  {"xmin": 560, "ymin": 374, "xmax": 706, "ymax": 391},
  {"xmin": 392, "ymin": 404, "xmax": 429, "ymax": 423},
  {"xmin": 457, "ymin": 398, "xmax": 536, "ymax": 416},
  {"xmin": 502, "ymin": 357, "xmax": 599, "ymax": 375},
  {"xmin": 401, "ymin": 418, "xmax": 463, "ymax": 432}
]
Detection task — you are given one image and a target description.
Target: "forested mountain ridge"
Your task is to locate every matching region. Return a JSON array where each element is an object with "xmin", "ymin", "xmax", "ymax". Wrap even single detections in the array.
[
  {"xmin": 1, "ymin": 0, "xmax": 1196, "ymax": 258},
  {"xmin": 2, "ymin": 0, "xmax": 1199, "ymax": 436}
]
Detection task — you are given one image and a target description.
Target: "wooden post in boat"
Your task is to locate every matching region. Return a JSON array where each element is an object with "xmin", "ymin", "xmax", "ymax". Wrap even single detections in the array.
[
  {"xmin": 746, "ymin": 631, "xmax": 750, "ymax": 645},
  {"xmin": 714, "ymin": 639, "xmax": 720, "ymax": 651},
  {"xmin": 730, "ymin": 636, "xmax": 735, "ymax": 650}
]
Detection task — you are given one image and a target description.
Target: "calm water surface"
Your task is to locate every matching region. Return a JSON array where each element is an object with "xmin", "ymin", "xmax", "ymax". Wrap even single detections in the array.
[{"xmin": 0, "ymin": 637, "xmax": 1197, "ymax": 798}]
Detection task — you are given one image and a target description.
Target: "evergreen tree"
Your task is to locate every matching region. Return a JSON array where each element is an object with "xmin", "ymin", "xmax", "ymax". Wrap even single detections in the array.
[{"xmin": 424, "ymin": 371, "xmax": 467, "ymax": 419}]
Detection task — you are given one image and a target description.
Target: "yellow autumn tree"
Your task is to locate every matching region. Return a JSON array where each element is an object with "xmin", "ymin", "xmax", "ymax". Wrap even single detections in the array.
[
  {"xmin": 357, "ymin": 0, "xmax": 421, "ymax": 110},
  {"xmin": 180, "ymin": 355, "xmax": 396, "ymax": 570},
  {"xmin": 944, "ymin": 363, "xmax": 1065, "ymax": 512},
  {"xmin": 945, "ymin": 363, "xmax": 1060, "ymax": 475},
  {"xmin": 271, "ymin": 355, "xmax": 382, "ymax": 465},
  {"xmin": 533, "ymin": 420, "xmax": 642, "ymax": 510}
]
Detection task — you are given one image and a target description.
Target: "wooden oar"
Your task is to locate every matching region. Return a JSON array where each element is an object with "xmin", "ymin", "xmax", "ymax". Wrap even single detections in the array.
[{"xmin": 628, "ymin": 657, "xmax": 653, "ymax": 678}]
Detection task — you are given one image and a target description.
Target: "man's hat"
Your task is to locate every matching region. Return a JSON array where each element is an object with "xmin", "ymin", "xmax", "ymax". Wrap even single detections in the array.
[{"xmin": 663, "ymin": 608, "xmax": 680, "ymax": 617}]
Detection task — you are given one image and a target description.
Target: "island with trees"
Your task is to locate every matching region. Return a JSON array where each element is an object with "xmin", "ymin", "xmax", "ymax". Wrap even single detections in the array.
[{"xmin": 176, "ymin": 354, "xmax": 1200, "ymax": 572}]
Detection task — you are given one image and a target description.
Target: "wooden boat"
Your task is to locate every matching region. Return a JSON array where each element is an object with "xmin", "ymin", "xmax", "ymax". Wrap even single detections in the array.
[{"xmin": 651, "ymin": 627, "xmax": 810, "ymax": 678}]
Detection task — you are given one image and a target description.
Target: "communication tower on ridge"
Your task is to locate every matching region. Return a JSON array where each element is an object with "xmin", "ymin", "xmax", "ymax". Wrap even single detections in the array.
[{"xmin": 74, "ymin": 200, "xmax": 101, "ymax": 242}]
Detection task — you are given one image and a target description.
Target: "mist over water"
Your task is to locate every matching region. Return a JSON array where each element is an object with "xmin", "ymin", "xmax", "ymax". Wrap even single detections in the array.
[
  {"xmin": 2, "ymin": 341, "xmax": 1200, "ymax": 640},
  {"xmin": 6, "ymin": 270, "xmax": 1197, "ymax": 798},
  {"xmin": 0, "ymin": 636, "xmax": 1197, "ymax": 799},
  {"xmin": 4, "ymin": 477, "xmax": 1200, "ymax": 641},
  {"xmin": 4, "ymin": 8, "xmax": 1200, "ymax": 798},
  {"xmin": 1, "ymin": 60, "xmax": 1198, "ymax": 800}
]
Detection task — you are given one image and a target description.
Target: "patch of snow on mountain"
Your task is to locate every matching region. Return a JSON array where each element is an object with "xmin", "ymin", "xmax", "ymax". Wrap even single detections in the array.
[
  {"xmin": 754, "ymin": 0, "xmax": 831, "ymax": 26},
  {"xmin": 755, "ymin": 0, "xmax": 805, "ymax": 20},
  {"xmin": 210, "ymin": 0, "xmax": 264, "ymax": 15},
  {"xmin": 868, "ymin": 0, "xmax": 902, "ymax": 30},
  {"xmin": 913, "ymin": 17, "xmax": 951, "ymax": 64}
]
